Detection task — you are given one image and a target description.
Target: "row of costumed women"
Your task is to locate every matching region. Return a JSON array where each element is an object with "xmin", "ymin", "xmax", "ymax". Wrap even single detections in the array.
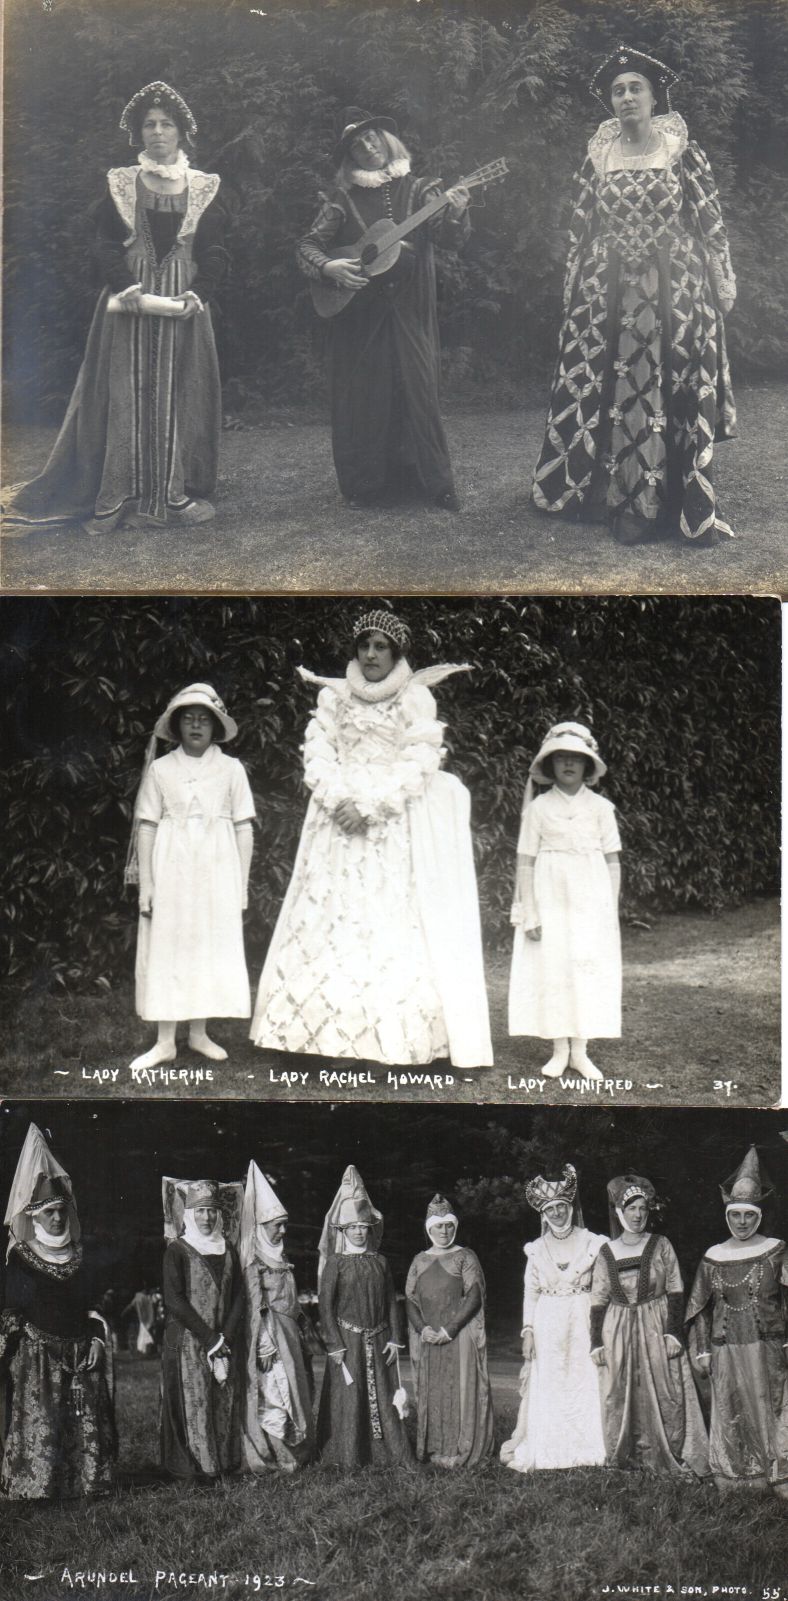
[
  {"xmin": 2, "ymin": 1130, "xmax": 786, "ymax": 1501},
  {"xmin": 126, "ymin": 610, "xmax": 622, "ymax": 1083}
]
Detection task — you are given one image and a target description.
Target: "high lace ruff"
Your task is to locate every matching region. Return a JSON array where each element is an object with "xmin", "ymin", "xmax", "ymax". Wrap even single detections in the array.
[
  {"xmin": 349, "ymin": 157, "xmax": 411, "ymax": 189},
  {"xmin": 137, "ymin": 148, "xmax": 190, "ymax": 182}
]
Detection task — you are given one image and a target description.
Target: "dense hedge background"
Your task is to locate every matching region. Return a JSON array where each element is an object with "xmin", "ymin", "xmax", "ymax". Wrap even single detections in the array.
[
  {"xmin": 0, "ymin": 596, "xmax": 779, "ymax": 999},
  {"xmin": 4, "ymin": 0, "xmax": 788, "ymax": 419}
]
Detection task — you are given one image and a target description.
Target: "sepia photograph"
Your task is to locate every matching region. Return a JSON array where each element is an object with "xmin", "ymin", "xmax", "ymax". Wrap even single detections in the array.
[
  {"xmin": 1, "ymin": 1099, "xmax": 787, "ymax": 1601},
  {"xmin": 0, "ymin": 594, "xmax": 780, "ymax": 1105},
  {"xmin": 2, "ymin": 0, "xmax": 787, "ymax": 595}
]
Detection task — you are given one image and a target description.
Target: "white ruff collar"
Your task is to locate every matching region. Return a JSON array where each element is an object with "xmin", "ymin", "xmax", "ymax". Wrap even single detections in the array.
[
  {"xmin": 138, "ymin": 148, "xmax": 190, "ymax": 182},
  {"xmin": 298, "ymin": 660, "xmax": 471, "ymax": 703},
  {"xmin": 350, "ymin": 157, "xmax": 410, "ymax": 189}
]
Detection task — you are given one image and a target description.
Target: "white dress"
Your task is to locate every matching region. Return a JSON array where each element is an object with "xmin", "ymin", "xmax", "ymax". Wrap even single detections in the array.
[
  {"xmin": 508, "ymin": 784, "xmax": 621, "ymax": 1038},
  {"xmin": 250, "ymin": 660, "xmax": 493, "ymax": 1067},
  {"xmin": 501, "ymin": 1228, "xmax": 607, "ymax": 1472},
  {"xmin": 135, "ymin": 745, "xmax": 255, "ymax": 1021}
]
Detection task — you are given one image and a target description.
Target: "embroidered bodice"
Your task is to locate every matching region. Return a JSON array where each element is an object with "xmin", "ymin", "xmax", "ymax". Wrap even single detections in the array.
[
  {"xmin": 303, "ymin": 680, "xmax": 444, "ymax": 823},
  {"xmin": 686, "ymin": 1241, "xmax": 788, "ymax": 1347},
  {"xmin": 522, "ymin": 1229, "xmax": 607, "ymax": 1323}
]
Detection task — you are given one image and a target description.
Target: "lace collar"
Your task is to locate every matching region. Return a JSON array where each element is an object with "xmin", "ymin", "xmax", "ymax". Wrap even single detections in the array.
[
  {"xmin": 588, "ymin": 111, "xmax": 688, "ymax": 177},
  {"xmin": 298, "ymin": 659, "xmax": 471, "ymax": 703},
  {"xmin": 349, "ymin": 157, "xmax": 410, "ymax": 189}
]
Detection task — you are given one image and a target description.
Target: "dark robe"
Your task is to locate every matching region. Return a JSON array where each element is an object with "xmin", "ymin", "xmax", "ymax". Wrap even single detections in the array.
[
  {"xmin": 160, "ymin": 1238, "xmax": 244, "ymax": 1480},
  {"xmin": 317, "ymin": 1251, "xmax": 412, "ymax": 1467},
  {"xmin": 297, "ymin": 173, "xmax": 469, "ymax": 504}
]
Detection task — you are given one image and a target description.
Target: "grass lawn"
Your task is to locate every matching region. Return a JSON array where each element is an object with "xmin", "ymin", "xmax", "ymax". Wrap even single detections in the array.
[
  {"xmin": 0, "ymin": 900, "xmax": 779, "ymax": 1107},
  {"xmin": 2, "ymin": 381, "xmax": 786, "ymax": 595},
  {"xmin": 2, "ymin": 1356, "xmax": 786, "ymax": 1601}
]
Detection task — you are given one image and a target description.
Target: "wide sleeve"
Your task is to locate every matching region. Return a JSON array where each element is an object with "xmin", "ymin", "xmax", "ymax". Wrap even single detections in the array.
[
  {"xmin": 522, "ymin": 1246, "xmax": 542, "ymax": 1329},
  {"xmin": 90, "ymin": 190, "xmax": 138, "ymax": 292},
  {"xmin": 681, "ymin": 141, "xmax": 736, "ymax": 312},
  {"xmin": 222, "ymin": 1244, "xmax": 245, "ymax": 1344},
  {"xmin": 597, "ymin": 796, "xmax": 622, "ymax": 854},
  {"xmin": 302, "ymin": 689, "xmax": 352, "ymax": 813},
  {"xmin": 317, "ymin": 1254, "xmax": 344, "ymax": 1353},
  {"xmin": 350, "ymin": 684, "xmax": 444, "ymax": 823},
  {"xmin": 685, "ymin": 1256, "xmax": 714, "ymax": 1360},
  {"xmin": 190, "ymin": 192, "xmax": 232, "ymax": 304},
  {"xmin": 135, "ymin": 760, "xmax": 164, "ymax": 824},
  {"xmin": 415, "ymin": 176, "xmax": 471, "ymax": 250},
  {"xmin": 163, "ymin": 1243, "xmax": 217, "ymax": 1348},
  {"xmin": 229, "ymin": 759, "xmax": 257, "ymax": 823},
  {"xmin": 296, "ymin": 191, "xmax": 347, "ymax": 280},
  {"xmin": 562, "ymin": 157, "xmax": 598, "ymax": 315},
  {"xmin": 443, "ymin": 1250, "xmax": 484, "ymax": 1339}
]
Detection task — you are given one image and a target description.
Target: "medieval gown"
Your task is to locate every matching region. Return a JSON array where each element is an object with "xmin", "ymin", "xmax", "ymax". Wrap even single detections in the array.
[
  {"xmin": 532, "ymin": 113, "xmax": 736, "ymax": 542},
  {"xmin": 297, "ymin": 173, "xmax": 469, "ymax": 504},
  {"xmin": 160, "ymin": 1237, "xmax": 244, "ymax": 1479},
  {"xmin": 686, "ymin": 1238, "xmax": 788, "ymax": 1489},
  {"xmin": 590, "ymin": 1234, "xmax": 709, "ymax": 1477},
  {"xmin": 5, "ymin": 167, "xmax": 228, "ymax": 531},
  {"xmin": 501, "ymin": 1229, "xmax": 607, "ymax": 1472},
  {"xmin": 250, "ymin": 660, "xmax": 493, "ymax": 1068},
  {"xmin": 242, "ymin": 1255, "xmax": 314, "ymax": 1472},
  {"xmin": 317, "ymin": 1249, "xmax": 412, "ymax": 1468},
  {"xmin": 0, "ymin": 1243, "xmax": 116, "ymax": 1499},
  {"xmin": 406, "ymin": 1245, "xmax": 494, "ymax": 1466}
]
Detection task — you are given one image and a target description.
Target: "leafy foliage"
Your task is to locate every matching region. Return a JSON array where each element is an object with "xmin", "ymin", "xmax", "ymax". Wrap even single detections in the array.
[
  {"xmin": 0, "ymin": 596, "xmax": 778, "ymax": 998},
  {"xmin": 4, "ymin": 0, "xmax": 788, "ymax": 418}
]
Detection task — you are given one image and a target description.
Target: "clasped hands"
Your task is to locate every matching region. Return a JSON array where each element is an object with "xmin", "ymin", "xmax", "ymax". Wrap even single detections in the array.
[
  {"xmin": 119, "ymin": 287, "xmax": 203, "ymax": 318},
  {"xmin": 421, "ymin": 1325, "xmax": 451, "ymax": 1345},
  {"xmin": 335, "ymin": 799, "xmax": 367, "ymax": 834}
]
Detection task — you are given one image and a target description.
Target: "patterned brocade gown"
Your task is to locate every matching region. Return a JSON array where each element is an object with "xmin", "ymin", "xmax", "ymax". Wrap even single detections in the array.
[{"xmin": 532, "ymin": 114, "xmax": 736, "ymax": 543}]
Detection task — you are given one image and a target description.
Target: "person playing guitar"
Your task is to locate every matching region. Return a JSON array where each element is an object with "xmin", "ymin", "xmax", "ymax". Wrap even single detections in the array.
[{"xmin": 296, "ymin": 107, "xmax": 472, "ymax": 512}]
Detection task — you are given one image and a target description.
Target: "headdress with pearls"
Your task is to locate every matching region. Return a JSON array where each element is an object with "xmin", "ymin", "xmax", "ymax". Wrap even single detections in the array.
[
  {"xmin": 120, "ymin": 81, "xmax": 198, "ymax": 145},
  {"xmin": 590, "ymin": 45, "xmax": 678, "ymax": 116},
  {"xmin": 353, "ymin": 609, "xmax": 412, "ymax": 653}
]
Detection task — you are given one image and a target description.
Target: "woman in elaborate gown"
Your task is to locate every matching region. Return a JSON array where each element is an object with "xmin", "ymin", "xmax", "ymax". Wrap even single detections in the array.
[
  {"xmin": 501, "ymin": 1163, "xmax": 606, "ymax": 1472},
  {"xmin": 590, "ymin": 1173, "xmax": 709, "ymax": 1478},
  {"xmin": 160, "ymin": 1179, "xmax": 244, "ymax": 1482},
  {"xmin": 316, "ymin": 1167, "xmax": 413, "ymax": 1469},
  {"xmin": 240, "ymin": 1162, "xmax": 314, "ymax": 1473},
  {"xmin": 532, "ymin": 44, "xmax": 736, "ymax": 546},
  {"xmin": 406, "ymin": 1195, "xmax": 494, "ymax": 1467},
  {"xmin": 4, "ymin": 81, "xmax": 228, "ymax": 535},
  {"xmin": 0, "ymin": 1124, "xmax": 116, "ymax": 1500},
  {"xmin": 250, "ymin": 609, "xmax": 493, "ymax": 1068},
  {"xmin": 686, "ymin": 1147, "xmax": 788, "ymax": 1498}
]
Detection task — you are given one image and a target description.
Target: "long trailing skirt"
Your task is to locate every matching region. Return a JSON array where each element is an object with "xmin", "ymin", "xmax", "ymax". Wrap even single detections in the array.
[
  {"xmin": 0, "ymin": 1324, "xmax": 116, "ymax": 1500},
  {"xmin": 6, "ymin": 255, "xmax": 220, "ymax": 531}
]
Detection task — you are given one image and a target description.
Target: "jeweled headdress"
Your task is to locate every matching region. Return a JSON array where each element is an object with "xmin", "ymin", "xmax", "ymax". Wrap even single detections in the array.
[
  {"xmin": 525, "ymin": 1162, "xmax": 578, "ymax": 1213},
  {"xmin": 120, "ymin": 81, "xmax": 198, "ymax": 145},
  {"xmin": 590, "ymin": 44, "xmax": 678, "ymax": 116},
  {"xmin": 353, "ymin": 609, "xmax": 412, "ymax": 652}
]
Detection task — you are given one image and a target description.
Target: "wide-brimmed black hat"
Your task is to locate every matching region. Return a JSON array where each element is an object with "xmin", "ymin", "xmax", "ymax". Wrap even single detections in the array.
[
  {"xmin": 590, "ymin": 44, "xmax": 678, "ymax": 117},
  {"xmin": 333, "ymin": 105, "xmax": 399, "ymax": 166}
]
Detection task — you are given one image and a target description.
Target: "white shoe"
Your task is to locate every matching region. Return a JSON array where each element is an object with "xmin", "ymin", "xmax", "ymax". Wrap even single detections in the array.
[
  {"xmin": 129, "ymin": 1042, "xmax": 177, "ymax": 1071},
  {"xmin": 570, "ymin": 1041, "xmax": 603, "ymax": 1081},
  {"xmin": 188, "ymin": 1029, "xmax": 228, "ymax": 1062},
  {"xmin": 542, "ymin": 1040, "xmax": 570, "ymax": 1078}
]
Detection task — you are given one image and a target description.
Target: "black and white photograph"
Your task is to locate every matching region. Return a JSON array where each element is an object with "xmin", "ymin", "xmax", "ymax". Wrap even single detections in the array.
[
  {"xmin": 1, "ymin": 1100, "xmax": 787, "ymax": 1601},
  {"xmin": 0, "ymin": 594, "xmax": 780, "ymax": 1106},
  {"xmin": 2, "ymin": 0, "xmax": 787, "ymax": 595}
]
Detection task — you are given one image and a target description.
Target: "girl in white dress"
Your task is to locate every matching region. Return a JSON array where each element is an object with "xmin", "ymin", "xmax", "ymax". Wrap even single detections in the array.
[
  {"xmin": 501, "ymin": 1163, "xmax": 607, "ymax": 1473},
  {"xmin": 250, "ymin": 610, "xmax": 492, "ymax": 1068},
  {"xmin": 127, "ymin": 682, "xmax": 255, "ymax": 1070},
  {"xmin": 509, "ymin": 721, "xmax": 621, "ymax": 1081}
]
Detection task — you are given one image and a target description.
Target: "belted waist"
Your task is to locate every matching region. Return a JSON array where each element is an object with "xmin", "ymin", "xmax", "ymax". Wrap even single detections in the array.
[{"xmin": 339, "ymin": 1317, "xmax": 387, "ymax": 1338}]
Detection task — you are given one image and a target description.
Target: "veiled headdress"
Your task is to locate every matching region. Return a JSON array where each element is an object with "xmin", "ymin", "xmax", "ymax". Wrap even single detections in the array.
[
  {"xmin": 318, "ymin": 1165, "xmax": 383, "ymax": 1278},
  {"xmin": 720, "ymin": 1146, "xmax": 772, "ymax": 1208},
  {"xmin": 3, "ymin": 1123, "xmax": 80, "ymax": 1259}
]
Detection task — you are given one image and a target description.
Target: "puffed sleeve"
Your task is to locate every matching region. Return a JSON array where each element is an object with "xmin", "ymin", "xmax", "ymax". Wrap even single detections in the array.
[
  {"xmin": 302, "ymin": 689, "xmax": 352, "ymax": 813},
  {"xmin": 596, "ymin": 796, "xmax": 622, "ymax": 854},
  {"xmin": 190, "ymin": 193, "xmax": 232, "ymax": 304},
  {"xmin": 90, "ymin": 190, "xmax": 139, "ymax": 292},
  {"xmin": 296, "ymin": 191, "xmax": 348, "ymax": 280},
  {"xmin": 681, "ymin": 141, "xmax": 736, "ymax": 312},
  {"xmin": 516, "ymin": 796, "xmax": 542, "ymax": 857},
  {"xmin": 522, "ymin": 1245, "xmax": 542, "ymax": 1329},
  {"xmin": 562, "ymin": 157, "xmax": 598, "ymax": 314},
  {"xmin": 135, "ymin": 760, "xmax": 164, "ymax": 824},
  {"xmin": 229, "ymin": 758, "xmax": 256, "ymax": 823}
]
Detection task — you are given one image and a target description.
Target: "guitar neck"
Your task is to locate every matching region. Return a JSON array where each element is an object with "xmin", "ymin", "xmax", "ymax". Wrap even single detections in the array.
[{"xmin": 383, "ymin": 190, "xmax": 453, "ymax": 248}]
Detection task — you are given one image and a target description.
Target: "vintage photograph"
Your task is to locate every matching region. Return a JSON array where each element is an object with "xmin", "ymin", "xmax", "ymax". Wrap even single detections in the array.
[
  {"xmin": 1, "ymin": 1099, "xmax": 787, "ymax": 1601},
  {"xmin": 0, "ymin": 594, "xmax": 780, "ymax": 1105},
  {"xmin": 2, "ymin": 0, "xmax": 787, "ymax": 595}
]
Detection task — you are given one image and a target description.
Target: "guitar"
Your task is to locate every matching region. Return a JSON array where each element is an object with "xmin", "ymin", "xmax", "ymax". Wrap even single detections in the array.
[{"xmin": 309, "ymin": 157, "xmax": 509, "ymax": 319}]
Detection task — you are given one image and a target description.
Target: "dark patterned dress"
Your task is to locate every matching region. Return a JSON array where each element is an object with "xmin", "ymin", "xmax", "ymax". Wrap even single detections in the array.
[
  {"xmin": 406, "ymin": 1246, "xmax": 494, "ymax": 1466},
  {"xmin": 160, "ymin": 1238, "xmax": 244, "ymax": 1480},
  {"xmin": 0, "ymin": 1243, "xmax": 117, "ymax": 1500},
  {"xmin": 317, "ymin": 1251, "xmax": 413, "ymax": 1467},
  {"xmin": 6, "ymin": 168, "xmax": 228, "ymax": 531},
  {"xmin": 297, "ymin": 173, "xmax": 469, "ymax": 505},
  {"xmin": 532, "ymin": 115, "xmax": 736, "ymax": 543},
  {"xmin": 686, "ymin": 1240, "xmax": 788, "ymax": 1490}
]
